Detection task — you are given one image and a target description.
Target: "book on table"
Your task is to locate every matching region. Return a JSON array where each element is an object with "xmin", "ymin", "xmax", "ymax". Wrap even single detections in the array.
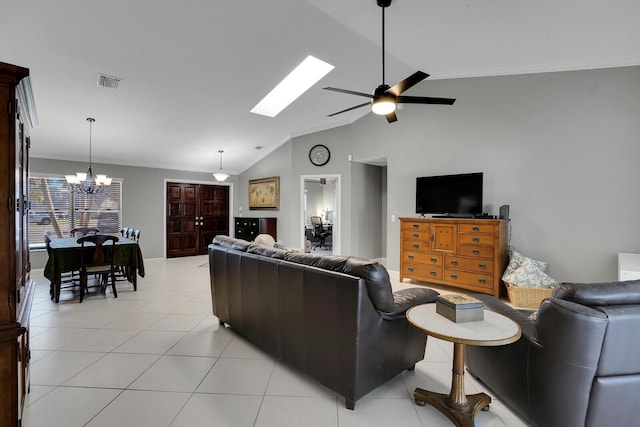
[{"xmin": 435, "ymin": 293, "xmax": 485, "ymax": 323}]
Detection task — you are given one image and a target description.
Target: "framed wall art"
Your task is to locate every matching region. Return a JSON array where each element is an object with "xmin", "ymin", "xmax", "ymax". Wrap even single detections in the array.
[{"xmin": 249, "ymin": 176, "xmax": 280, "ymax": 210}]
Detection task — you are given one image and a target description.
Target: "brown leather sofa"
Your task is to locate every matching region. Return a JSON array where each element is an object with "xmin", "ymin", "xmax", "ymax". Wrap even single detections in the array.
[
  {"xmin": 208, "ymin": 235, "xmax": 439, "ymax": 409},
  {"xmin": 465, "ymin": 280, "xmax": 640, "ymax": 427}
]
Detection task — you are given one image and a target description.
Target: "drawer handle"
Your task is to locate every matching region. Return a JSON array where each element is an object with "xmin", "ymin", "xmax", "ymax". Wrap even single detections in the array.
[
  {"xmin": 472, "ymin": 237, "xmax": 480, "ymax": 242},
  {"xmin": 430, "ymin": 257, "xmax": 437, "ymax": 263},
  {"xmin": 478, "ymin": 278, "xmax": 487, "ymax": 284},
  {"xmin": 408, "ymin": 267, "xmax": 414, "ymax": 272},
  {"xmin": 450, "ymin": 274, "xmax": 458, "ymax": 280},
  {"xmin": 472, "ymin": 249, "xmax": 480, "ymax": 255},
  {"xmin": 413, "ymin": 233, "xmax": 419, "ymax": 238},
  {"xmin": 408, "ymin": 255, "xmax": 414, "ymax": 260},
  {"xmin": 450, "ymin": 260, "xmax": 458, "ymax": 266},
  {"xmin": 430, "ymin": 271, "xmax": 437, "ymax": 276},
  {"xmin": 413, "ymin": 244, "xmax": 420, "ymax": 249},
  {"xmin": 413, "ymin": 224, "xmax": 419, "ymax": 228},
  {"xmin": 472, "ymin": 226, "xmax": 480, "ymax": 231},
  {"xmin": 478, "ymin": 263, "xmax": 487, "ymax": 269}
]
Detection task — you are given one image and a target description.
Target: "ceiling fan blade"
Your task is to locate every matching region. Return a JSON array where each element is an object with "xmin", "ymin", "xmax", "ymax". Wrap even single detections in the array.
[
  {"xmin": 327, "ymin": 102, "xmax": 371, "ymax": 117},
  {"xmin": 397, "ymin": 95, "xmax": 456, "ymax": 105},
  {"xmin": 387, "ymin": 71, "xmax": 429, "ymax": 96},
  {"xmin": 385, "ymin": 111, "xmax": 398, "ymax": 123},
  {"xmin": 324, "ymin": 87, "xmax": 374, "ymax": 98}
]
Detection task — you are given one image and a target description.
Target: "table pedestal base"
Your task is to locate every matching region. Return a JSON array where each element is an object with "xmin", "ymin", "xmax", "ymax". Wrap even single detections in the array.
[{"xmin": 414, "ymin": 387, "xmax": 490, "ymax": 427}]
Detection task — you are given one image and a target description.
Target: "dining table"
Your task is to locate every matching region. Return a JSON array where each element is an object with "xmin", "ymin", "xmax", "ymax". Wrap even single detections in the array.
[{"xmin": 44, "ymin": 236, "xmax": 145, "ymax": 303}]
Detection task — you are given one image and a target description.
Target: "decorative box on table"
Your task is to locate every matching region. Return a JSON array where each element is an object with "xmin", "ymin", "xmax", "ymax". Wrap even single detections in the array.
[{"xmin": 435, "ymin": 294, "xmax": 485, "ymax": 323}]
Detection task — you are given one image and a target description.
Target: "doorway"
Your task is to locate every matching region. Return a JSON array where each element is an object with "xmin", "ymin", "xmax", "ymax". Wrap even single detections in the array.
[
  {"xmin": 166, "ymin": 182, "xmax": 230, "ymax": 257},
  {"xmin": 301, "ymin": 175, "xmax": 340, "ymax": 254}
]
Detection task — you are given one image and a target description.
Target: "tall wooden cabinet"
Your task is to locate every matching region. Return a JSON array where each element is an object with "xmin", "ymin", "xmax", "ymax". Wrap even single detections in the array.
[
  {"xmin": 0, "ymin": 62, "xmax": 37, "ymax": 426},
  {"xmin": 400, "ymin": 217, "xmax": 509, "ymax": 297},
  {"xmin": 234, "ymin": 217, "xmax": 277, "ymax": 241}
]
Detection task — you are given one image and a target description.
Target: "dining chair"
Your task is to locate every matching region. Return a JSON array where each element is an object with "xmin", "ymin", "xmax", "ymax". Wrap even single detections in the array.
[
  {"xmin": 70, "ymin": 227, "xmax": 100, "ymax": 237},
  {"xmin": 130, "ymin": 229, "xmax": 141, "ymax": 242},
  {"xmin": 77, "ymin": 234, "xmax": 119, "ymax": 302},
  {"xmin": 44, "ymin": 231, "xmax": 77, "ymax": 301}
]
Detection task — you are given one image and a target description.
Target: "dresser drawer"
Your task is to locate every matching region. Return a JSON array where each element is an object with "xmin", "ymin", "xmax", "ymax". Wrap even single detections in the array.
[
  {"xmin": 458, "ymin": 224, "xmax": 496, "ymax": 234},
  {"xmin": 402, "ymin": 221, "xmax": 430, "ymax": 232},
  {"xmin": 402, "ymin": 230, "xmax": 430, "ymax": 241},
  {"xmin": 458, "ymin": 245, "xmax": 494, "ymax": 259},
  {"xmin": 404, "ymin": 264, "xmax": 443, "ymax": 281},
  {"xmin": 459, "ymin": 233, "xmax": 495, "ymax": 246},
  {"xmin": 403, "ymin": 252, "xmax": 442, "ymax": 266},
  {"xmin": 444, "ymin": 255, "xmax": 494, "ymax": 274},
  {"xmin": 444, "ymin": 269, "xmax": 494, "ymax": 291}
]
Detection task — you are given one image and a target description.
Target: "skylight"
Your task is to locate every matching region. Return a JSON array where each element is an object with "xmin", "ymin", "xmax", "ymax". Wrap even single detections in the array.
[{"xmin": 251, "ymin": 55, "xmax": 334, "ymax": 118}]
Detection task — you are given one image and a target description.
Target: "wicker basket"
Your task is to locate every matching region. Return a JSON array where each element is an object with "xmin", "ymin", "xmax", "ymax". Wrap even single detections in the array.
[{"xmin": 505, "ymin": 282, "xmax": 554, "ymax": 309}]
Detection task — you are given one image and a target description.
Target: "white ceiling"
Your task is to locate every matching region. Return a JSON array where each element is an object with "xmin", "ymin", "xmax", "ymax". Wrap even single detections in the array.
[{"xmin": 2, "ymin": 0, "xmax": 639, "ymax": 174}]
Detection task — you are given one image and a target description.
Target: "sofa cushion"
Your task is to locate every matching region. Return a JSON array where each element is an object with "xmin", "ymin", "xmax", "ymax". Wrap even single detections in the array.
[
  {"xmin": 247, "ymin": 243, "xmax": 288, "ymax": 259},
  {"xmin": 553, "ymin": 280, "xmax": 640, "ymax": 306},
  {"xmin": 213, "ymin": 235, "xmax": 251, "ymax": 251},
  {"xmin": 284, "ymin": 252, "xmax": 395, "ymax": 312}
]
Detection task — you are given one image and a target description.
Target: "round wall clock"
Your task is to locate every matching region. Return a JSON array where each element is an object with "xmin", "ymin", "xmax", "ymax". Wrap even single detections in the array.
[{"xmin": 309, "ymin": 144, "xmax": 331, "ymax": 166}]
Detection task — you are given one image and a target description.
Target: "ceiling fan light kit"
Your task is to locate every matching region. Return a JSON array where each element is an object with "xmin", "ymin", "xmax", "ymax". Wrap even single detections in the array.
[{"xmin": 325, "ymin": 0, "xmax": 455, "ymax": 123}]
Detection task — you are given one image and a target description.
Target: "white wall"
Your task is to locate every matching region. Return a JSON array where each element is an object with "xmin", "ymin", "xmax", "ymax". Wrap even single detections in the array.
[{"xmin": 347, "ymin": 66, "xmax": 640, "ymax": 282}]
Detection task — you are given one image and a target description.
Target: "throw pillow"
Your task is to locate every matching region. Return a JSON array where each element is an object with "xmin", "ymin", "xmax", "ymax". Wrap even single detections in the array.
[
  {"xmin": 502, "ymin": 250, "xmax": 548, "ymax": 280},
  {"xmin": 503, "ymin": 258, "xmax": 558, "ymax": 288}
]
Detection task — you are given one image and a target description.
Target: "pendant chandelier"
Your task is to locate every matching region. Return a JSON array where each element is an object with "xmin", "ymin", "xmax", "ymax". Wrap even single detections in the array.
[
  {"xmin": 65, "ymin": 117, "xmax": 112, "ymax": 194},
  {"xmin": 213, "ymin": 149, "xmax": 230, "ymax": 182}
]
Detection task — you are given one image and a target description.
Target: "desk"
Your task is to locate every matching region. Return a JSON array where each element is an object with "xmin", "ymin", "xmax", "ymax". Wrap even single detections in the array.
[
  {"xmin": 406, "ymin": 304, "xmax": 521, "ymax": 427},
  {"xmin": 44, "ymin": 237, "xmax": 145, "ymax": 302}
]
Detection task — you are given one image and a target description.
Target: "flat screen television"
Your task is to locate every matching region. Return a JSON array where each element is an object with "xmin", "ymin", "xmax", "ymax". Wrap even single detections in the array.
[{"xmin": 415, "ymin": 172, "xmax": 483, "ymax": 216}]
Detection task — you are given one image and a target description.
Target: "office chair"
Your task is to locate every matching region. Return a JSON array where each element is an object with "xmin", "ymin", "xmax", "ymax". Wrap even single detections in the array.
[{"xmin": 310, "ymin": 216, "xmax": 331, "ymax": 250}]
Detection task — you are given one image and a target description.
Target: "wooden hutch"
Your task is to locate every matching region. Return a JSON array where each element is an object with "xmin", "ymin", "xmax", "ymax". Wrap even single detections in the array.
[{"xmin": 0, "ymin": 61, "xmax": 37, "ymax": 425}]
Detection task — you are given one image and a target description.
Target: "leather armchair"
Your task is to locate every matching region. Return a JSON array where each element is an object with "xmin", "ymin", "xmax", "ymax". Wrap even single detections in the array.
[{"xmin": 465, "ymin": 279, "xmax": 640, "ymax": 427}]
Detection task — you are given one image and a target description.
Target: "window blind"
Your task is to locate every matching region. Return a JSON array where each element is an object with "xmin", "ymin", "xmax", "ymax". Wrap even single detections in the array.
[{"xmin": 29, "ymin": 176, "xmax": 123, "ymax": 247}]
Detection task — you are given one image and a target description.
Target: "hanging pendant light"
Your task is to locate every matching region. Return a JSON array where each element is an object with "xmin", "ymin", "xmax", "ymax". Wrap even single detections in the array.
[
  {"xmin": 213, "ymin": 149, "xmax": 230, "ymax": 182},
  {"xmin": 65, "ymin": 117, "xmax": 112, "ymax": 194}
]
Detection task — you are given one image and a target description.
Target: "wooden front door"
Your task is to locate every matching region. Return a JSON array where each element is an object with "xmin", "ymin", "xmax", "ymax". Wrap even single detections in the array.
[{"xmin": 166, "ymin": 182, "xmax": 229, "ymax": 258}]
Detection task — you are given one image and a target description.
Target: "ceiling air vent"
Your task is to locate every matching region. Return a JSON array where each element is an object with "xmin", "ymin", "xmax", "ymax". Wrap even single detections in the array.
[{"xmin": 97, "ymin": 73, "xmax": 122, "ymax": 90}]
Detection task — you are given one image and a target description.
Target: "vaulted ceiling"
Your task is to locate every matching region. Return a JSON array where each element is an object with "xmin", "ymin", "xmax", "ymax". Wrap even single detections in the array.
[{"xmin": 2, "ymin": 0, "xmax": 638, "ymax": 174}]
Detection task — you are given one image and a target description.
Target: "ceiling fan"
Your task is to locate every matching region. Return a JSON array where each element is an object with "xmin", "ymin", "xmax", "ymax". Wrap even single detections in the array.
[{"xmin": 324, "ymin": 0, "xmax": 456, "ymax": 123}]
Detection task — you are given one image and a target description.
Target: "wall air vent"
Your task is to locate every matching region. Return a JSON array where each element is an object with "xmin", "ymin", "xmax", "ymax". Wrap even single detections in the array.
[{"xmin": 97, "ymin": 73, "xmax": 122, "ymax": 90}]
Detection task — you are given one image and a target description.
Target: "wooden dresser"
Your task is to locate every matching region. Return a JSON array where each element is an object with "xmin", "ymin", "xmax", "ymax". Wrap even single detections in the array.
[
  {"xmin": 0, "ymin": 61, "xmax": 37, "ymax": 426},
  {"xmin": 234, "ymin": 217, "xmax": 277, "ymax": 241},
  {"xmin": 400, "ymin": 217, "xmax": 509, "ymax": 297}
]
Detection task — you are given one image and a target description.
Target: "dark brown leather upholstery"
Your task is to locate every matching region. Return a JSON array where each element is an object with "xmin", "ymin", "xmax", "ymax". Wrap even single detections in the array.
[
  {"xmin": 209, "ymin": 236, "xmax": 439, "ymax": 409},
  {"xmin": 465, "ymin": 280, "xmax": 640, "ymax": 427}
]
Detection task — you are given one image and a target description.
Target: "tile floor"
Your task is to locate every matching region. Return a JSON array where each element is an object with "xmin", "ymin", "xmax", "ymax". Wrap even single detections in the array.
[{"xmin": 24, "ymin": 255, "xmax": 530, "ymax": 427}]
